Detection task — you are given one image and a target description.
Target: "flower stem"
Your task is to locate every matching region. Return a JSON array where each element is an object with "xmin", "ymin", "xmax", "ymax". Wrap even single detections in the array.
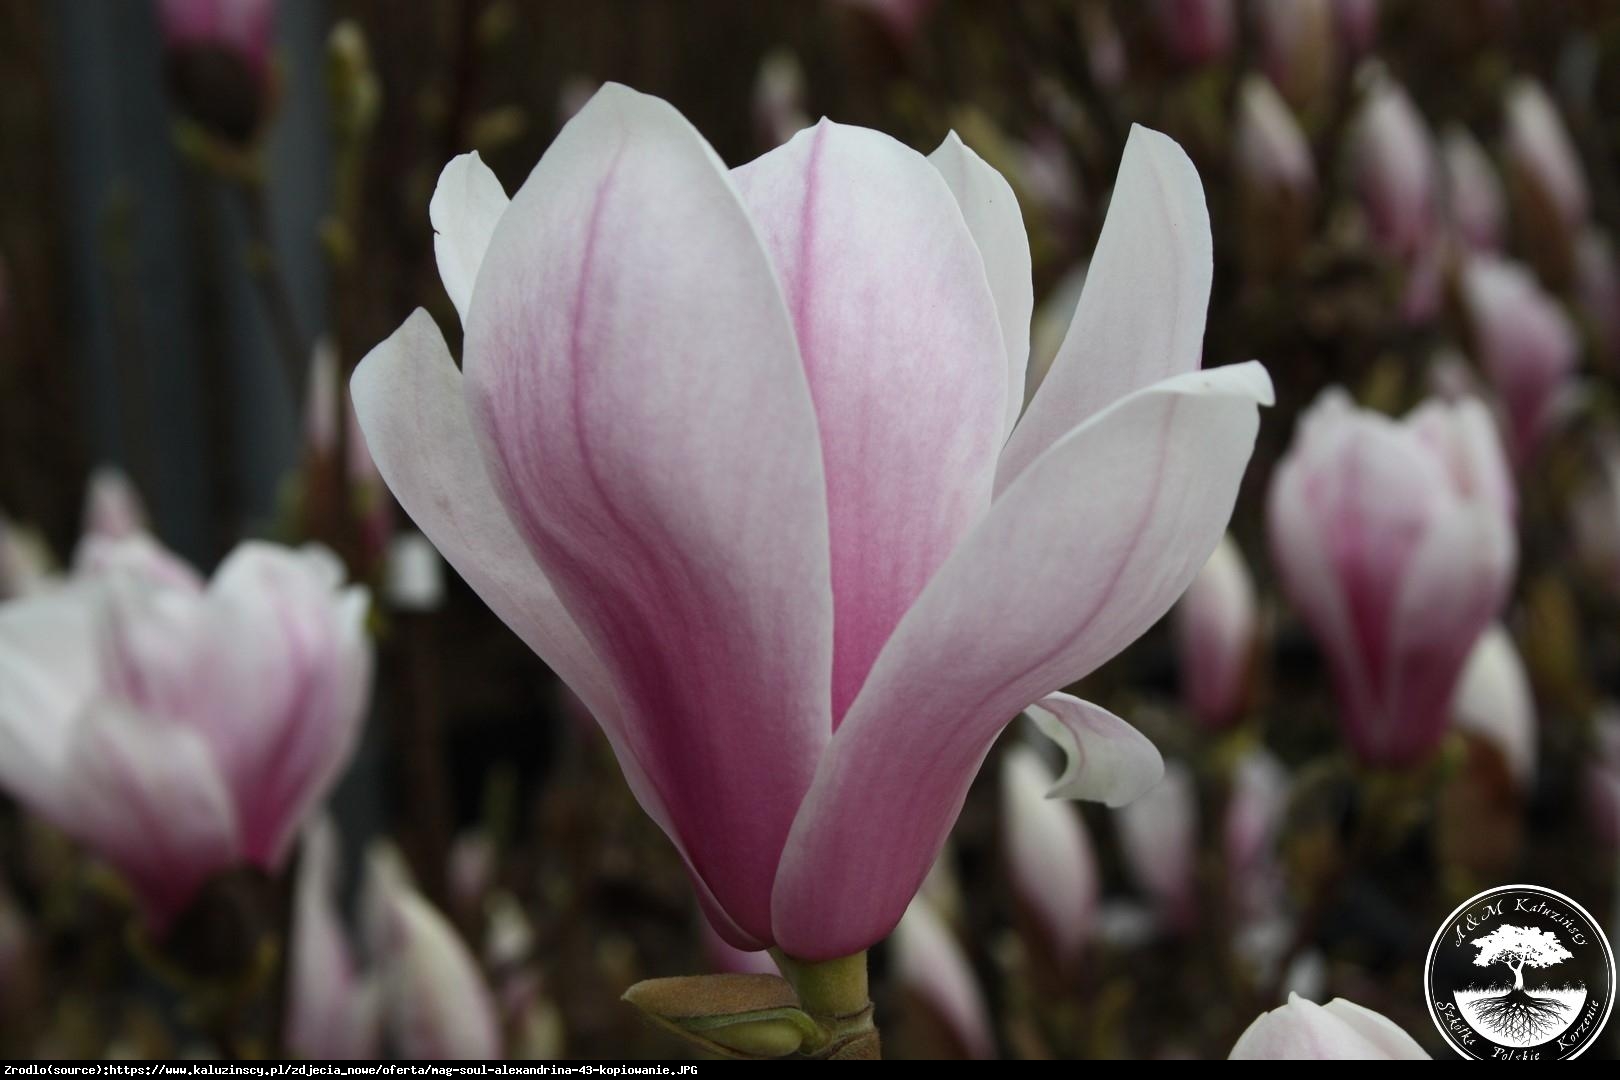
[{"xmin": 769, "ymin": 950, "xmax": 880, "ymax": 1059}]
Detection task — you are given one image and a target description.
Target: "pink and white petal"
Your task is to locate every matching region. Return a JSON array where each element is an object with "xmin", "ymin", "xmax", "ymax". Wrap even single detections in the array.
[
  {"xmin": 0, "ymin": 586, "xmax": 103, "ymax": 814},
  {"xmin": 1383, "ymin": 504, "xmax": 1514, "ymax": 763},
  {"xmin": 891, "ymin": 898, "xmax": 996, "ymax": 1059},
  {"xmin": 928, "ymin": 131, "xmax": 1033, "ymax": 442},
  {"xmin": 998, "ymin": 125, "xmax": 1213, "ymax": 492},
  {"xmin": 462, "ymin": 83, "xmax": 833, "ymax": 942},
  {"xmin": 732, "ymin": 119, "xmax": 1006, "ymax": 723},
  {"xmin": 1319, "ymin": 998, "xmax": 1431, "ymax": 1059},
  {"xmin": 1026, "ymin": 692, "xmax": 1163, "ymax": 806},
  {"xmin": 429, "ymin": 152, "xmax": 510, "ymax": 327},
  {"xmin": 350, "ymin": 309, "xmax": 753, "ymax": 943},
  {"xmin": 59, "ymin": 702, "xmax": 239, "ymax": 930},
  {"xmin": 286, "ymin": 817, "xmax": 381, "ymax": 1060},
  {"xmin": 351, "ymin": 311, "xmax": 618, "ymax": 720},
  {"xmin": 772, "ymin": 362, "xmax": 1271, "ymax": 959}
]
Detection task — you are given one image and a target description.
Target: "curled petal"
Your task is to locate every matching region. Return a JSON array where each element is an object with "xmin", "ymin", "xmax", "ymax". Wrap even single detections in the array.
[
  {"xmin": 1026, "ymin": 693, "xmax": 1163, "ymax": 806},
  {"xmin": 430, "ymin": 152, "xmax": 510, "ymax": 327}
]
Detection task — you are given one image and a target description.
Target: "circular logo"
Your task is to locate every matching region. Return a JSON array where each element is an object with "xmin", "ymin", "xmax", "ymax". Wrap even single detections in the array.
[{"xmin": 1425, "ymin": 884, "xmax": 1614, "ymax": 1059}]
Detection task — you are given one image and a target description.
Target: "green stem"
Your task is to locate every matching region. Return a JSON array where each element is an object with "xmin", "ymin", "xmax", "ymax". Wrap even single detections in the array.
[{"xmin": 769, "ymin": 950, "xmax": 880, "ymax": 1059}]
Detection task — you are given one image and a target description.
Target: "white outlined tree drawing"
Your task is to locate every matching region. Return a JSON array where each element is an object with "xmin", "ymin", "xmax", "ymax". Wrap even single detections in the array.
[{"xmin": 1467, "ymin": 924, "xmax": 1577, "ymax": 1041}]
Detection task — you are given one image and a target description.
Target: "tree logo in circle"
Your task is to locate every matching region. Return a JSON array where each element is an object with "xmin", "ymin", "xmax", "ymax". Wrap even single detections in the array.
[{"xmin": 1426, "ymin": 884, "xmax": 1614, "ymax": 1059}]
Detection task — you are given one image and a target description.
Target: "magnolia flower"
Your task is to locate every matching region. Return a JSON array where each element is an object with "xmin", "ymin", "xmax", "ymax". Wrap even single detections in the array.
[
  {"xmin": 1349, "ymin": 75, "xmax": 1438, "ymax": 262},
  {"xmin": 1442, "ymin": 125, "xmax": 1505, "ymax": 252},
  {"xmin": 1230, "ymin": 994, "xmax": 1429, "ymax": 1059},
  {"xmin": 289, "ymin": 824, "xmax": 500, "ymax": 1060},
  {"xmin": 1174, "ymin": 534, "xmax": 1259, "ymax": 731},
  {"xmin": 891, "ymin": 897, "xmax": 995, "ymax": 1059},
  {"xmin": 0, "ymin": 539, "xmax": 371, "ymax": 928},
  {"xmin": 1153, "ymin": 0, "xmax": 1235, "ymax": 66},
  {"xmin": 1269, "ymin": 391, "xmax": 1515, "ymax": 767},
  {"xmin": 1451, "ymin": 624, "xmax": 1536, "ymax": 789},
  {"xmin": 1504, "ymin": 79, "xmax": 1589, "ymax": 236},
  {"xmin": 1000, "ymin": 744, "xmax": 1099, "ymax": 969},
  {"xmin": 1116, "ymin": 761, "xmax": 1199, "ymax": 933},
  {"xmin": 1459, "ymin": 254, "xmax": 1580, "ymax": 464},
  {"xmin": 353, "ymin": 84, "xmax": 1270, "ymax": 960}
]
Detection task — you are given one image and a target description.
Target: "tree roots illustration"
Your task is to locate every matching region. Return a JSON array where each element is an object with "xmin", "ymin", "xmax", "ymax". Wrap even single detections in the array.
[{"xmin": 1470, "ymin": 989, "xmax": 1571, "ymax": 1042}]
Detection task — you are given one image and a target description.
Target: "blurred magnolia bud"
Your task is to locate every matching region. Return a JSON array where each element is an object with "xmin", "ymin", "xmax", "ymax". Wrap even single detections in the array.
[
  {"xmin": 1573, "ymin": 436, "xmax": 1620, "ymax": 597},
  {"xmin": 1504, "ymin": 78, "xmax": 1589, "ymax": 283},
  {"xmin": 1575, "ymin": 229, "xmax": 1620, "ymax": 368},
  {"xmin": 1331, "ymin": 0, "xmax": 1380, "ymax": 58},
  {"xmin": 1116, "ymin": 761, "xmax": 1198, "ymax": 934},
  {"xmin": 157, "ymin": 0, "xmax": 277, "ymax": 144},
  {"xmin": 1000, "ymin": 744, "xmax": 1099, "ymax": 971},
  {"xmin": 1175, "ymin": 532, "xmax": 1259, "ymax": 731},
  {"xmin": 753, "ymin": 51, "xmax": 809, "ymax": 149},
  {"xmin": 304, "ymin": 338, "xmax": 340, "ymax": 459},
  {"xmin": 891, "ymin": 897, "xmax": 994, "ymax": 1060},
  {"xmin": 82, "ymin": 468, "xmax": 148, "ymax": 541},
  {"xmin": 1451, "ymin": 624, "xmax": 1536, "ymax": 790},
  {"xmin": 1349, "ymin": 73, "xmax": 1438, "ymax": 263},
  {"xmin": 836, "ymin": 0, "xmax": 939, "ymax": 46},
  {"xmin": 286, "ymin": 818, "xmax": 382, "ymax": 1060},
  {"xmin": 1586, "ymin": 709, "xmax": 1620, "ymax": 849},
  {"xmin": 1269, "ymin": 390, "xmax": 1515, "ymax": 767},
  {"xmin": 1441, "ymin": 125, "xmax": 1505, "ymax": 252},
  {"xmin": 1224, "ymin": 749, "xmax": 1287, "ymax": 922},
  {"xmin": 483, "ymin": 891, "xmax": 534, "ymax": 972},
  {"xmin": 1229, "ymin": 994, "xmax": 1429, "ymax": 1059},
  {"xmin": 1152, "ymin": 0, "xmax": 1235, "ymax": 66},
  {"xmin": 1459, "ymin": 254, "xmax": 1580, "ymax": 465},
  {"xmin": 384, "ymin": 533, "xmax": 446, "ymax": 613},
  {"xmin": 1234, "ymin": 77, "xmax": 1316, "ymax": 269},
  {"xmin": 556, "ymin": 77, "xmax": 598, "ymax": 126},
  {"xmin": 1254, "ymin": 0, "xmax": 1335, "ymax": 110},
  {"xmin": 1079, "ymin": 2, "xmax": 1126, "ymax": 90},
  {"xmin": 447, "ymin": 829, "xmax": 496, "ymax": 917},
  {"xmin": 700, "ymin": 917, "xmax": 778, "ymax": 976},
  {"xmin": 368, "ymin": 845, "xmax": 503, "ymax": 1059}
]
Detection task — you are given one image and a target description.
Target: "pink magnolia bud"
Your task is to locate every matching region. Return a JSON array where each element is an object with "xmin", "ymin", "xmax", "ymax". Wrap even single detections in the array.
[
  {"xmin": 1080, "ymin": 2, "xmax": 1127, "ymax": 89},
  {"xmin": 1230, "ymin": 993, "xmax": 1430, "ymax": 1059},
  {"xmin": 1442, "ymin": 125, "xmax": 1505, "ymax": 252},
  {"xmin": 891, "ymin": 897, "xmax": 995, "ymax": 1059},
  {"xmin": 1174, "ymin": 533, "xmax": 1259, "ymax": 731},
  {"xmin": 1223, "ymin": 749, "xmax": 1288, "ymax": 922},
  {"xmin": 286, "ymin": 818, "xmax": 382, "ymax": 1060},
  {"xmin": 1504, "ymin": 78, "xmax": 1589, "ymax": 236},
  {"xmin": 1116, "ymin": 761, "xmax": 1198, "ymax": 933},
  {"xmin": 835, "ymin": 0, "xmax": 938, "ymax": 46},
  {"xmin": 1586, "ymin": 709, "xmax": 1620, "ymax": 849},
  {"xmin": 1152, "ymin": 0, "xmax": 1236, "ymax": 66},
  {"xmin": 1254, "ymin": 0, "xmax": 1336, "ymax": 109},
  {"xmin": 447, "ymin": 829, "xmax": 497, "ymax": 917},
  {"xmin": 1451, "ymin": 623, "xmax": 1536, "ymax": 789},
  {"xmin": 1000, "ymin": 744, "xmax": 1099, "ymax": 970},
  {"xmin": 157, "ymin": 0, "xmax": 277, "ymax": 142},
  {"xmin": 82, "ymin": 468, "xmax": 148, "ymax": 541},
  {"xmin": 1235, "ymin": 76, "xmax": 1317, "ymax": 207},
  {"xmin": 1332, "ymin": 0, "xmax": 1380, "ymax": 58},
  {"xmin": 0, "ymin": 539, "xmax": 371, "ymax": 929},
  {"xmin": 1349, "ymin": 75, "xmax": 1439, "ymax": 262},
  {"xmin": 1269, "ymin": 391, "xmax": 1515, "ymax": 767},
  {"xmin": 1459, "ymin": 254, "xmax": 1580, "ymax": 464}
]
